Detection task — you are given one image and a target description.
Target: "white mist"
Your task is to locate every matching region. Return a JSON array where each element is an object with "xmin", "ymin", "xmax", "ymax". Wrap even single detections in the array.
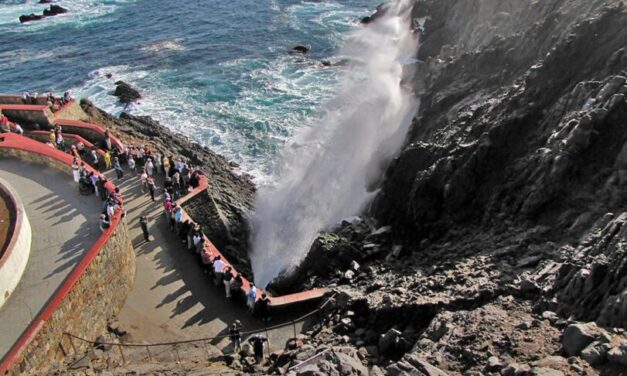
[{"xmin": 251, "ymin": 0, "xmax": 419, "ymax": 287}]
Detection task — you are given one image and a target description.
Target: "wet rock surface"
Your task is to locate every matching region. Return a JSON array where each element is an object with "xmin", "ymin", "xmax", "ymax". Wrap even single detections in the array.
[
  {"xmin": 113, "ymin": 81, "xmax": 141, "ymax": 104},
  {"xmin": 266, "ymin": 0, "xmax": 627, "ymax": 375}
]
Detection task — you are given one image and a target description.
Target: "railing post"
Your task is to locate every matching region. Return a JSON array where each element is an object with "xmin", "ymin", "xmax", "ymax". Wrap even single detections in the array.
[
  {"xmin": 58, "ymin": 342, "xmax": 67, "ymax": 357},
  {"xmin": 67, "ymin": 334, "xmax": 78, "ymax": 355},
  {"xmin": 292, "ymin": 321, "xmax": 297, "ymax": 340},
  {"xmin": 265, "ymin": 328, "xmax": 271, "ymax": 359},
  {"xmin": 118, "ymin": 344, "xmax": 126, "ymax": 365},
  {"xmin": 203, "ymin": 340, "xmax": 211, "ymax": 365},
  {"xmin": 173, "ymin": 344, "xmax": 181, "ymax": 364}
]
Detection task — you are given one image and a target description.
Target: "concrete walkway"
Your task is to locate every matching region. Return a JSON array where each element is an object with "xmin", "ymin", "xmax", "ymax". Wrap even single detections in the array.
[
  {"xmin": 0, "ymin": 158, "xmax": 102, "ymax": 359},
  {"xmin": 111, "ymin": 170, "xmax": 312, "ymax": 353}
]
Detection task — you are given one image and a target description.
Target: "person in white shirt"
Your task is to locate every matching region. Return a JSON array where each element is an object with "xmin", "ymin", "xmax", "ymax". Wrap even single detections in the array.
[
  {"xmin": 247, "ymin": 283, "xmax": 257, "ymax": 312},
  {"xmin": 213, "ymin": 256, "xmax": 224, "ymax": 286}
]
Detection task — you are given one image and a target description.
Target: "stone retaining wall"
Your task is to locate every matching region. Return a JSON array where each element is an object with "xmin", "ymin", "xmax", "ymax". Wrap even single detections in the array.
[
  {"xmin": 0, "ymin": 147, "xmax": 73, "ymax": 175},
  {"xmin": 7, "ymin": 220, "xmax": 134, "ymax": 375}
]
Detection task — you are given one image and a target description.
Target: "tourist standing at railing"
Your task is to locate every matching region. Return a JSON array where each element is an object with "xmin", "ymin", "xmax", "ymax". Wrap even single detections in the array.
[
  {"xmin": 97, "ymin": 176, "xmax": 108, "ymax": 201},
  {"xmin": 213, "ymin": 255, "xmax": 224, "ymax": 286},
  {"xmin": 114, "ymin": 157, "xmax": 124, "ymax": 180},
  {"xmin": 70, "ymin": 145, "xmax": 81, "ymax": 160},
  {"xmin": 163, "ymin": 155, "xmax": 171, "ymax": 176},
  {"xmin": 247, "ymin": 283, "xmax": 257, "ymax": 312},
  {"xmin": 71, "ymin": 158, "xmax": 80, "ymax": 183},
  {"xmin": 223, "ymin": 266, "xmax": 233, "ymax": 298},
  {"xmin": 100, "ymin": 214, "xmax": 110, "ymax": 231},
  {"xmin": 147, "ymin": 176, "xmax": 157, "ymax": 202},
  {"xmin": 145, "ymin": 158, "xmax": 154, "ymax": 177},
  {"xmin": 201, "ymin": 246, "xmax": 212, "ymax": 272},
  {"xmin": 14, "ymin": 123, "xmax": 23, "ymax": 135},
  {"xmin": 256, "ymin": 293, "xmax": 271, "ymax": 323},
  {"xmin": 154, "ymin": 154, "xmax": 163, "ymax": 174},
  {"xmin": 89, "ymin": 172, "xmax": 99, "ymax": 197},
  {"xmin": 90, "ymin": 149, "xmax": 99, "ymax": 170},
  {"xmin": 104, "ymin": 129, "xmax": 112, "ymax": 151},
  {"xmin": 56, "ymin": 132, "xmax": 65, "ymax": 151},
  {"xmin": 76, "ymin": 141, "xmax": 85, "ymax": 157},
  {"xmin": 231, "ymin": 274, "xmax": 244, "ymax": 302},
  {"xmin": 0, "ymin": 114, "xmax": 11, "ymax": 133},
  {"xmin": 104, "ymin": 150, "xmax": 112, "ymax": 170},
  {"xmin": 127, "ymin": 155, "xmax": 136, "ymax": 174},
  {"xmin": 172, "ymin": 170, "xmax": 181, "ymax": 194}
]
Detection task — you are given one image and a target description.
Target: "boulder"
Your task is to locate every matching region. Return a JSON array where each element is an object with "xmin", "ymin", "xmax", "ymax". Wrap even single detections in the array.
[
  {"xmin": 580, "ymin": 341, "xmax": 608, "ymax": 366},
  {"xmin": 43, "ymin": 5, "xmax": 68, "ymax": 16},
  {"xmin": 290, "ymin": 45, "xmax": 310, "ymax": 54},
  {"xmin": 529, "ymin": 367, "xmax": 564, "ymax": 376},
  {"xmin": 501, "ymin": 363, "xmax": 531, "ymax": 376},
  {"xmin": 486, "ymin": 356, "xmax": 504, "ymax": 372},
  {"xmin": 606, "ymin": 340, "xmax": 627, "ymax": 367},
  {"xmin": 387, "ymin": 354, "xmax": 448, "ymax": 376},
  {"xmin": 19, "ymin": 14, "xmax": 44, "ymax": 23},
  {"xmin": 378, "ymin": 328, "xmax": 401, "ymax": 354},
  {"xmin": 561, "ymin": 323, "xmax": 598, "ymax": 356},
  {"xmin": 113, "ymin": 81, "xmax": 142, "ymax": 103}
]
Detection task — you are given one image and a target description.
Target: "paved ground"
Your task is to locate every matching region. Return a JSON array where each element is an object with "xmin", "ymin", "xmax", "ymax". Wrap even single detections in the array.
[
  {"xmin": 112, "ymin": 169, "xmax": 312, "ymax": 354},
  {"xmin": 0, "ymin": 157, "xmax": 102, "ymax": 359}
]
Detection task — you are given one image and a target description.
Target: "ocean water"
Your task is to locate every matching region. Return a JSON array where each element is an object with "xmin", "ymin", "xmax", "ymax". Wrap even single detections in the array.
[{"xmin": 0, "ymin": 0, "xmax": 374, "ymax": 184}]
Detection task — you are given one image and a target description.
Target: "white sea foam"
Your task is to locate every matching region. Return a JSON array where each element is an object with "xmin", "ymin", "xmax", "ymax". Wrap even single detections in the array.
[
  {"xmin": 141, "ymin": 39, "xmax": 186, "ymax": 54},
  {"xmin": 250, "ymin": 0, "xmax": 419, "ymax": 287}
]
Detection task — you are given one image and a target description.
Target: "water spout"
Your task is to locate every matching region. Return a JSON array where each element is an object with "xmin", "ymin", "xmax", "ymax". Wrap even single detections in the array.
[{"xmin": 251, "ymin": 0, "xmax": 419, "ymax": 287}]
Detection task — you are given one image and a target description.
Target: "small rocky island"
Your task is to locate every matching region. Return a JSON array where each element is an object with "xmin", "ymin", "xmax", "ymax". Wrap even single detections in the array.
[{"xmin": 19, "ymin": 4, "xmax": 67, "ymax": 23}]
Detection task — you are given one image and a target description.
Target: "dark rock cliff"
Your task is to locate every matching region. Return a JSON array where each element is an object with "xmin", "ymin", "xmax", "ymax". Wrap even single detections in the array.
[{"xmin": 273, "ymin": 1, "xmax": 627, "ymax": 375}]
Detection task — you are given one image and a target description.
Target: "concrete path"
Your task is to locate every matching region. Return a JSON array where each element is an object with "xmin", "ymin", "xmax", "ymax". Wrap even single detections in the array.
[
  {"xmin": 111, "ymin": 170, "xmax": 312, "ymax": 354},
  {"xmin": 0, "ymin": 157, "xmax": 103, "ymax": 359}
]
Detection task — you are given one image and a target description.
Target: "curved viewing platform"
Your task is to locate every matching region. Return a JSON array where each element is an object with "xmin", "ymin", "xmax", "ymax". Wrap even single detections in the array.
[{"xmin": 0, "ymin": 156, "xmax": 103, "ymax": 359}]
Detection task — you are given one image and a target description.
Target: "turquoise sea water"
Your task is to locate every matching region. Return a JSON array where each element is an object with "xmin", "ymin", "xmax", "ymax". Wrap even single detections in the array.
[{"xmin": 0, "ymin": 0, "xmax": 373, "ymax": 183}]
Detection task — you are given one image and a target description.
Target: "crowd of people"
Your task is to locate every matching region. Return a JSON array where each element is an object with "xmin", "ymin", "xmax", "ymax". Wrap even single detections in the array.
[{"xmin": 21, "ymin": 90, "xmax": 73, "ymax": 112}]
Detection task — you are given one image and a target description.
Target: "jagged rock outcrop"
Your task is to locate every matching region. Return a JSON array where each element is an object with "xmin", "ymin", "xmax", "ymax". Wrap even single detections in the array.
[{"xmin": 113, "ymin": 81, "xmax": 141, "ymax": 104}]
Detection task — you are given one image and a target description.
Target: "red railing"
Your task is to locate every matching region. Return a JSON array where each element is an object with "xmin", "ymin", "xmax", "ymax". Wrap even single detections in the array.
[{"xmin": 175, "ymin": 178, "xmax": 327, "ymax": 307}]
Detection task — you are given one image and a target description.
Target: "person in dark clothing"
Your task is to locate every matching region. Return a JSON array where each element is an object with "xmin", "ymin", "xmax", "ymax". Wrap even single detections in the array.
[
  {"xmin": 97, "ymin": 176, "xmax": 107, "ymax": 201},
  {"xmin": 230, "ymin": 274, "xmax": 244, "ymax": 303},
  {"xmin": 255, "ymin": 293, "xmax": 271, "ymax": 322},
  {"xmin": 248, "ymin": 334, "xmax": 268, "ymax": 363},
  {"xmin": 147, "ymin": 176, "xmax": 156, "ymax": 201},
  {"xmin": 228, "ymin": 321, "xmax": 242, "ymax": 353},
  {"xmin": 223, "ymin": 267, "xmax": 233, "ymax": 298},
  {"xmin": 139, "ymin": 216, "xmax": 150, "ymax": 242}
]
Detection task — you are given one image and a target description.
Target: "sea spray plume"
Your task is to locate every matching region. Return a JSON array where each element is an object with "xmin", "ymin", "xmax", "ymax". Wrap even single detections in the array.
[{"xmin": 251, "ymin": 0, "xmax": 419, "ymax": 287}]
